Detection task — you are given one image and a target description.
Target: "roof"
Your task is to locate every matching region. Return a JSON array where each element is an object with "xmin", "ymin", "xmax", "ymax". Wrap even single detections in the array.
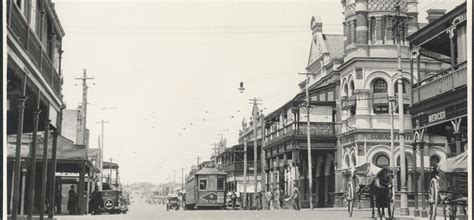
[
  {"xmin": 195, "ymin": 167, "xmax": 226, "ymax": 175},
  {"xmin": 323, "ymin": 34, "xmax": 345, "ymax": 60}
]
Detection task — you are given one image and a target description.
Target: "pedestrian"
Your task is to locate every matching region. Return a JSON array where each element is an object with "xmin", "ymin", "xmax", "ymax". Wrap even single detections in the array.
[
  {"xmin": 67, "ymin": 185, "xmax": 78, "ymax": 215},
  {"xmin": 258, "ymin": 191, "xmax": 263, "ymax": 210},
  {"xmin": 89, "ymin": 185, "xmax": 100, "ymax": 215},
  {"xmin": 55, "ymin": 190, "xmax": 62, "ymax": 214},
  {"xmin": 265, "ymin": 187, "xmax": 273, "ymax": 210},
  {"xmin": 288, "ymin": 183, "xmax": 301, "ymax": 210},
  {"xmin": 274, "ymin": 185, "xmax": 280, "ymax": 210},
  {"xmin": 231, "ymin": 191, "xmax": 237, "ymax": 210}
]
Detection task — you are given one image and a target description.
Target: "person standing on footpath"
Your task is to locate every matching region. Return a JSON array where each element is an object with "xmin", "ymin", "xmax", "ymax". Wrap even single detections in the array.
[
  {"xmin": 231, "ymin": 191, "xmax": 237, "ymax": 210},
  {"xmin": 67, "ymin": 185, "xmax": 78, "ymax": 215},
  {"xmin": 265, "ymin": 187, "xmax": 273, "ymax": 210},
  {"xmin": 274, "ymin": 185, "xmax": 280, "ymax": 210},
  {"xmin": 288, "ymin": 183, "xmax": 301, "ymax": 210}
]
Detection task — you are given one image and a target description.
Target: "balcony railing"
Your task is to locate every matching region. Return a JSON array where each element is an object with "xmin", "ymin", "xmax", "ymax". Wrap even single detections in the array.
[
  {"xmin": 8, "ymin": 4, "xmax": 61, "ymax": 97},
  {"xmin": 412, "ymin": 64, "xmax": 467, "ymax": 103},
  {"xmin": 224, "ymin": 161, "xmax": 261, "ymax": 172},
  {"xmin": 265, "ymin": 122, "xmax": 336, "ymax": 145}
]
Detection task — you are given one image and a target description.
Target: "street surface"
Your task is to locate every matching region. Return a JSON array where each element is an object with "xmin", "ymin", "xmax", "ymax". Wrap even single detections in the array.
[{"xmin": 55, "ymin": 197, "xmax": 431, "ymax": 220}]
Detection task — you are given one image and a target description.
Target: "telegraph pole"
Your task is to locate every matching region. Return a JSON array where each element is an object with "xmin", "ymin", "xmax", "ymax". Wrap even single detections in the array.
[
  {"xmin": 298, "ymin": 72, "xmax": 319, "ymax": 210},
  {"xmin": 75, "ymin": 69, "xmax": 94, "ymax": 146},
  {"xmin": 389, "ymin": 96, "xmax": 397, "ymax": 214},
  {"xmin": 243, "ymin": 140, "xmax": 247, "ymax": 209},
  {"xmin": 386, "ymin": 2, "xmax": 411, "ymax": 216},
  {"xmin": 97, "ymin": 120, "xmax": 109, "ymax": 190},
  {"xmin": 249, "ymin": 98, "xmax": 262, "ymax": 208}
]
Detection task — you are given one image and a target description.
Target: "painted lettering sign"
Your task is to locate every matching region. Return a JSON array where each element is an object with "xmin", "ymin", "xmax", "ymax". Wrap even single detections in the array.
[{"xmin": 428, "ymin": 111, "xmax": 446, "ymax": 123}]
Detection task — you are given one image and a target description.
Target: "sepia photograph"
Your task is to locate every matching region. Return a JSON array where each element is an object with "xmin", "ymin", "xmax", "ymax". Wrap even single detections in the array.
[{"xmin": 3, "ymin": 0, "xmax": 472, "ymax": 219}]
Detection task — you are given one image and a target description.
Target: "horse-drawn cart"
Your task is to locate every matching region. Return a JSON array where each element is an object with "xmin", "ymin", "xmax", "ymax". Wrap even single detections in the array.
[
  {"xmin": 344, "ymin": 162, "xmax": 394, "ymax": 218},
  {"xmin": 428, "ymin": 152, "xmax": 468, "ymax": 220}
]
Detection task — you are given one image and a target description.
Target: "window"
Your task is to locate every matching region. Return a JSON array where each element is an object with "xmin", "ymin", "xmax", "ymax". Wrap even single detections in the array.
[
  {"xmin": 319, "ymin": 93, "xmax": 326, "ymax": 101},
  {"xmin": 327, "ymin": 91, "xmax": 334, "ymax": 101},
  {"xmin": 350, "ymin": 80, "xmax": 355, "ymax": 93},
  {"xmin": 217, "ymin": 177, "xmax": 225, "ymax": 190},
  {"xmin": 373, "ymin": 79, "xmax": 387, "ymax": 93},
  {"xmin": 349, "ymin": 105, "xmax": 356, "ymax": 116},
  {"xmin": 199, "ymin": 179, "xmax": 207, "ymax": 190},
  {"xmin": 344, "ymin": 84, "xmax": 349, "ymax": 96},
  {"xmin": 370, "ymin": 17, "xmax": 376, "ymax": 43},
  {"xmin": 375, "ymin": 154, "xmax": 390, "ymax": 167},
  {"xmin": 374, "ymin": 105, "xmax": 389, "ymax": 114},
  {"xmin": 345, "ymin": 155, "xmax": 350, "ymax": 168},
  {"xmin": 351, "ymin": 153, "xmax": 356, "ymax": 167}
]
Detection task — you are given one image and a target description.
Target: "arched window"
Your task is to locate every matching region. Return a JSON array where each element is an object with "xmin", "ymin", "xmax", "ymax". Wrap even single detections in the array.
[
  {"xmin": 374, "ymin": 154, "xmax": 390, "ymax": 168},
  {"xmin": 430, "ymin": 155, "xmax": 440, "ymax": 167},
  {"xmin": 373, "ymin": 79, "xmax": 387, "ymax": 93},
  {"xmin": 350, "ymin": 80, "xmax": 355, "ymax": 94},
  {"xmin": 351, "ymin": 153, "xmax": 357, "ymax": 167},
  {"xmin": 345, "ymin": 155, "xmax": 350, "ymax": 168},
  {"xmin": 394, "ymin": 79, "xmax": 408, "ymax": 94},
  {"xmin": 344, "ymin": 84, "xmax": 349, "ymax": 96}
]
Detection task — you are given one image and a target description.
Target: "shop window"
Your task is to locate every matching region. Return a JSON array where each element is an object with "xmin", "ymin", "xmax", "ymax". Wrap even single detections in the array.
[
  {"xmin": 374, "ymin": 105, "xmax": 389, "ymax": 114},
  {"xmin": 199, "ymin": 179, "xmax": 207, "ymax": 190},
  {"xmin": 217, "ymin": 177, "xmax": 225, "ymax": 190},
  {"xmin": 373, "ymin": 79, "xmax": 387, "ymax": 93},
  {"xmin": 374, "ymin": 154, "xmax": 390, "ymax": 168}
]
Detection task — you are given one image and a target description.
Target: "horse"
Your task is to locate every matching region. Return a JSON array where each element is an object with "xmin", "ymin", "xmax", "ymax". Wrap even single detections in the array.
[{"xmin": 368, "ymin": 168, "xmax": 393, "ymax": 219}]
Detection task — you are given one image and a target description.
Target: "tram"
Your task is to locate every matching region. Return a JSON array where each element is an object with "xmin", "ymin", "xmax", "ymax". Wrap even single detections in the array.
[{"xmin": 185, "ymin": 167, "xmax": 227, "ymax": 210}]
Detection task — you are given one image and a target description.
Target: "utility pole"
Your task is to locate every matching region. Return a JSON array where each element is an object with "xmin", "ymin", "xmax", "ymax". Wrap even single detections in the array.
[
  {"xmin": 196, "ymin": 156, "xmax": 201, "ymax": 169},
  {"xmin": 243, "ymin": 140, "xmax": 247, "ymax": 209},
  {"xmin": 298, "ymin": 72, "xmax": 319, "ymax": 210},
  {"xmin": 249, "ymin": 98, "xmax": 262, "ymax": 208},
  {"xmin": 97, "ymin": 120, "xmax": 109, "ymax": 190},
  {"xmin": 181, "ymin": 168, "xmax": 184, "ymax": 210},
  {"xmin": 74, "ymin": 69, "xmax": 94, "ymax": 146},
  {"xmin": 260, "ymin": 116, "xmax": 266, "ymax": 193},
  {"xmin": 109, "ymin": 157, "xmax": 113, "ymax": 184},
  {"xmin": 386, "ymin": 2, "xmax": 411, "ymax": 216}
]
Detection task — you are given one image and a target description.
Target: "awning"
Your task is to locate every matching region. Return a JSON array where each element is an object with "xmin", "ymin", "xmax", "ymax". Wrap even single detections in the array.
[{"xmin": 441, "ymin": 151, "xmax": 467, "ymax": 173}]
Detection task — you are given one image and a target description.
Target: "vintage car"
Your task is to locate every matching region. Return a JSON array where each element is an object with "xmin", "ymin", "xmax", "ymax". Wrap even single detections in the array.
[
  {"xmin": 98, "ymin": 190, "xmax": 128, "ymax": 214},
  {"xmin": 166, "ymin": 195, "xmax": 180, "ymax": 211}
]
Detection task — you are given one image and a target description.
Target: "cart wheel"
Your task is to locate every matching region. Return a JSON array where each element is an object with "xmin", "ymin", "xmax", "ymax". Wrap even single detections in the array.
[
  {"xmin": 346, "ymin": 181, "xmax": 354, "ymax": 217},
  {"xmin": 428, "ymin": 178, "xmax": 439, "ymax": 220}
]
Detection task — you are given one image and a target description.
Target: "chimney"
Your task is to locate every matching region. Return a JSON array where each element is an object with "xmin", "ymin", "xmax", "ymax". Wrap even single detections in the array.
[{"xmin": 426, "ymin": 9, "xmax": 446, "ymax": 23}]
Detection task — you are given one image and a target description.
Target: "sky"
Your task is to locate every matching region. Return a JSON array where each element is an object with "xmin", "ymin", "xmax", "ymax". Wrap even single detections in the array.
[{"xmin": 53, "ymin": 0, "xmax": 465, "ymax": 185}]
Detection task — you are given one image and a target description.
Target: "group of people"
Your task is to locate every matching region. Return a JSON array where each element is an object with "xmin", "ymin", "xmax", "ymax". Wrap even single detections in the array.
[{"xmin": 230, "ymin": 183, "xmax": 301, "ymax": 210}]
